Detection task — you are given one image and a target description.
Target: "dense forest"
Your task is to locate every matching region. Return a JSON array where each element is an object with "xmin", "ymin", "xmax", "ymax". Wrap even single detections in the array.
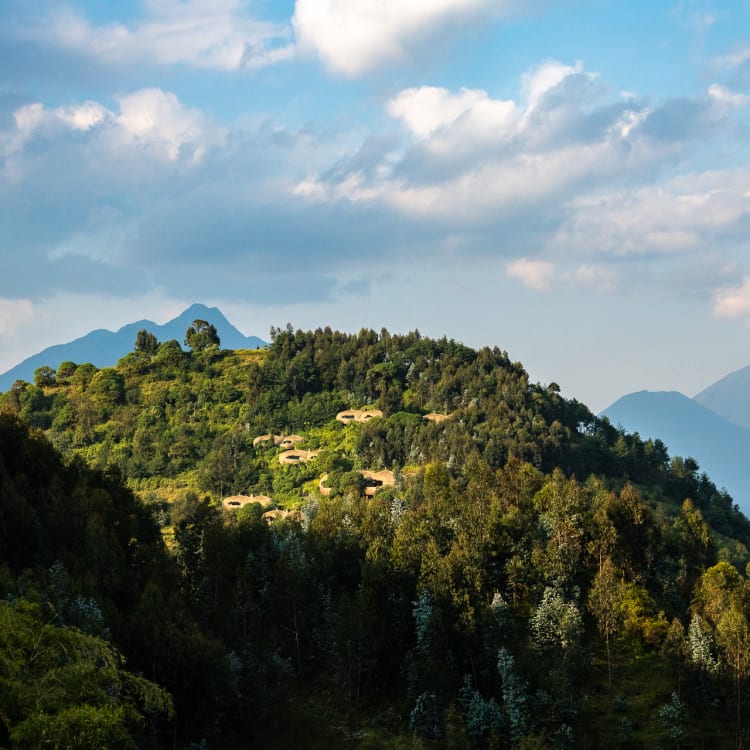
[{"xmin": 2, "ymin": 324, "xmax": 750, "ymax": 748}]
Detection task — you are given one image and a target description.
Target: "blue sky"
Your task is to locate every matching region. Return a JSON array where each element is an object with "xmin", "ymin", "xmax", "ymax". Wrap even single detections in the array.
[{"xmin": 1, "ymin": 0, "xmax": 749, "ymax": 412}]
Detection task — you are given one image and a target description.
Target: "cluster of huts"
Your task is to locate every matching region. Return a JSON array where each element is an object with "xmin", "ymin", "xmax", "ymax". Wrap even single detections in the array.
[{"xmin": 224, "ymin": 408, "xmax": 452, "ymax": 519}]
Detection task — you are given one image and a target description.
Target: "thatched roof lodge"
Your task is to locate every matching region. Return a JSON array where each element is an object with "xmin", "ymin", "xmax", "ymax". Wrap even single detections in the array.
[
  {"xmin": 360, "ymin": 469, "xmax": 396, "ymax": 496},
  {"xmin": 253, "ymin": 434, "xmax": 305, "ymax": 448},
  {"xmin": 335, "ymin": 409, "xmax": 384, "ymax": 424},
  {"xmin": 253, "ymin": 433, "xmax": 279, "ymax": 447},
  {"xmin": 423, "ymin": 413, "xmax": 451, "ymax": 423},
  {"xmin": 222, "ymin": 494, "xmax": 274, "ymax": 511},
  {"xmin": 318, "ymin": 469, "xmax": 396, "ymax": 497},
  {"xmin": 279, "ymin": 449, "xmax": 320, "ymax": 465},
  {"xmin": 279, "ymin": 435, "xmax": 305, "ymax": 449},
  {"xmin": 262, "ymin": 509, "xmax": 289, "ymax": 524}
]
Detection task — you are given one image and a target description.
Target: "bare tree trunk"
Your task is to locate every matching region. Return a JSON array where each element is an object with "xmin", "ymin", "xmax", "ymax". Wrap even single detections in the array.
[{"xmin": 606, "ymin": 631, "xmax": 612, "ymax": 689}]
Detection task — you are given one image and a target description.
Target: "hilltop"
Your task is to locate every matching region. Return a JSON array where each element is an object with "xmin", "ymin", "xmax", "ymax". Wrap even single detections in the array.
[{"xmin": 0, "ymin": 303, "xmax": 266, "ymax": 392}]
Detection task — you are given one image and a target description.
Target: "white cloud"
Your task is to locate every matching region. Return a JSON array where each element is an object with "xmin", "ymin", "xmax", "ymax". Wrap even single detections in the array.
[
  {"xmin": 297, "ymin": 59, "xmax": 656, "ymax": 223},
  {"xmin": 54, "ymin": 102, "xmax": 110, "ymax": 131},
  {"xmin": 383, "ymin": 141, "xmax": 622, "ymax": 222},
  {"xmin": 22, "ymin": 0, "xmax": 292, "ymax": 72},
  {"xmin": 113, "ymin": 88, "xmax": 214, "ymax": 161},
  {"xmin": 295, "ymin": 60, "xmax": 750, "ymax": 281},
  {"xmin": 387, "ymin": 86, "xmax": 519, "ymax": 161},
  {"xmin": 521, "ymin": 59, "xmax": 585, "ymax": 111},
  {"xmin": 7, "ymin": 89, "xmax": 219, "ymax": 164},
  {"xmin": 506, "ymin": 258, "xmax": 555, "ymax": 290},
  {"xmin": 387, "ymin": 86, "xmax": 493, "ymax": 139},
  {"xmin": 0, "ymin": 299, "xmax": 34, "ymax": 340},
  {"xmin": 293, "ymin": 0, "xmax": 501, "ymax": 76},
  {"xmin": 713, "ymin": 277, "xmax": 750, "ymax": 323}
]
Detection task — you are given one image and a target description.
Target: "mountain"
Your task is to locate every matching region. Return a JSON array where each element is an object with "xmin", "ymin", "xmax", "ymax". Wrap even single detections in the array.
[
  {"xmin": 694, "ymin": 362, "xmax": 750, "ymax": 430},
  {"xmin": 0, "ymin": 303, "xmax": 266, "ymax": 392},
  {"xmin": 601, "ymin": 389, "xmax": 750, "ymax": 514}
]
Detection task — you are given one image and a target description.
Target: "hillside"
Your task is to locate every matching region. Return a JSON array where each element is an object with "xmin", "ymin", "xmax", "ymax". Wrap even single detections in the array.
[
  {"xmin": 694, "ymin": 362, "xmax": 750, "ymax": 430},
  {"xmin": 601, "ymin": 389, "xmax": 750, "ymax": 515},
  {"xmin": 2, "ymin": 327, "xmax": 750, "ymax": 748},
  {"xmin": 0, "ymin": 303, "xmax": 266, "ymax": 392}
]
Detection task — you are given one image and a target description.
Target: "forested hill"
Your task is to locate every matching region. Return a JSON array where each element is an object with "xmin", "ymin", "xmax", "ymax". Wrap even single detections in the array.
[{"xmin": 2, "ymin": 325, "xmax": 750, "ymax": 748}]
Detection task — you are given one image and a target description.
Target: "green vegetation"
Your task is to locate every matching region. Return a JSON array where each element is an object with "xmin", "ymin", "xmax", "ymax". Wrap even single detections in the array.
[{"xmin": 2, "ymin": 325, "xmax": 750, "ymax": 747}]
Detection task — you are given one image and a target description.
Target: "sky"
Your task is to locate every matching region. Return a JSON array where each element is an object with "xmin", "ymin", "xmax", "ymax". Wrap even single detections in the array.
[{"xmin": 1, "ymin": 0, "xmax": 750, "ymax": 412}]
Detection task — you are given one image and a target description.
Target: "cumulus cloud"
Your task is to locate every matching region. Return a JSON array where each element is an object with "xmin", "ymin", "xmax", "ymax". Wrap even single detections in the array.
[
  {"xmin": 113, "ymin": 88, "xmax": 216, "ymax": 161},
  {"xmin": 293, "ymin": 0, "xmax": 507, "ymax": 76},
  {"xmin": 387, "ymin": 86, "xmax": 500, "ymax": 139},
  {"xmin": 1, "ymin": 46, "xmax": 748, "ymax": 313},
  {"xmin": 295, "ymin": 60, "xmax": 749, "ymax": 279},
  {"xmin": 4, "ymin": 88, "xmax": 219, "ymax": 164},
  {"xmin": 521, "ymin": 59, "xmax": 585, "ymax": 111},
  {"xmin": 18, "ymin": 0, "xmax": 292, "ymax": 72},
  {"xmin": 0, "ymin": 90, "xmax": 381, "ymax": 304},
  {"xmin": 55, "ymin": 101, "xmax": 109, "ymax": 131},
  {"xmin": 298, "ymin": 60, "xmax": 636, "ymax": 223},
  {"xmin": 713, "ymin": 277, "xmax": 750, "ymax": 323}
]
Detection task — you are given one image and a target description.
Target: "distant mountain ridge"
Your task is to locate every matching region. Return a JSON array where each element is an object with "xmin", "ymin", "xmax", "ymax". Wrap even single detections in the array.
[
  {"xmin": 0, "ymin": 304, "xmax": 266, "ymax": 392},
  {"xmin": 601, "ymin": 390, "xmax": 750, "ymax": 515},
  {"xmin": 694, "ymin": 362, "xmax": 750, "ymax": 430}
]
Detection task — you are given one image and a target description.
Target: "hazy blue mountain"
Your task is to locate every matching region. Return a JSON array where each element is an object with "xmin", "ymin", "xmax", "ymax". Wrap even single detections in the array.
[
  {"xmin": 601, "ymin": 390, "xmax": 750, "ymax": 514},
  {"xmin": 694, "ymin": 363, "xmax": 750, "ymax": 430},
  {"xmin": 0, "ymin": 303, "xmax": 266, "ymax": 392}
]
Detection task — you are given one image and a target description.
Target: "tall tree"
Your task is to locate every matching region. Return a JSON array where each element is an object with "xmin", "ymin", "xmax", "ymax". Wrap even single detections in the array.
[
  {"xmin": 184, "ymin": 320, "xmax": 220, "ymax": 352},
  {"xmin": 588, "ymin": 557, "xmax": 627, "ymax": 688},
  {"xmin": 135, "ymin": 329, "xmax": 159, "ymax": 355}
]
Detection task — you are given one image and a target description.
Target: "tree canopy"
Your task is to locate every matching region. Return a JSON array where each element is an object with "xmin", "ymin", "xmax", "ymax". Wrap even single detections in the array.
[{"xmin": 184, "ymin": 319, "xmax": 220, "ymax": 352}]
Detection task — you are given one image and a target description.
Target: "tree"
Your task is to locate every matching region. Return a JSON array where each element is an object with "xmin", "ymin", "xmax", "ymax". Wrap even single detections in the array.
[
  {"xmin": 184, "ymin": 320, "xmax": 220, "ymax": 352},
  {"xmin": 56, "ymin": 361, "xmax": 77, "ymax": 380},
  {"xmin": 155, "ymin": 339, "xmax": 185, "ymax": 368},
  {"xmin": 34, "ymin": 365, "xmax": 56, "ymax": 387},
  {"xmin": 497, "ymin": 647, "xmax": 528, "ymax": 744},
  {"xmin": 89, "ymin": 368, "xmax": 126, "ymax": 408},
  {"xmin": 588, "ymin": 557, "xmax": 627, "ymax": 688},
  {"xmin": 0, "ymin": 599, "xmax": 173, "ymax": 747},
  {"xmin": 530, "ymin": 587, "xmax": 583, "ymax": 655},
  {"xmin": 70, "ymin": 363, "xmax": 98, "ymax": 389},
  {"xmin": 657, "ymin": 692, "xmax": 688, "ymax": 749},
  {"xmin": 135, "ymin": 329, "xmax": 159, "ymax": 355},
  {"xmin": 692, "ymin": 561, "xmax": 744, "ymax": 628},
  {"xmin": 716, "ymin": 607, "xmax": 750, "ymax": 746}
]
